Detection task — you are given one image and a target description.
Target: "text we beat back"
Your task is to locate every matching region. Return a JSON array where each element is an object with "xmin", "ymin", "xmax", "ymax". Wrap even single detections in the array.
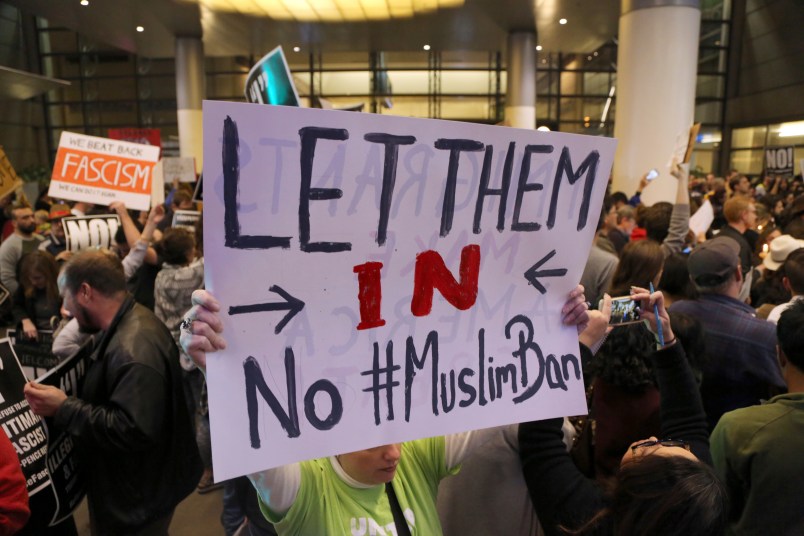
[{"xmin": 48, "ymin": 131, "xmax": 160, "ymax": 211}]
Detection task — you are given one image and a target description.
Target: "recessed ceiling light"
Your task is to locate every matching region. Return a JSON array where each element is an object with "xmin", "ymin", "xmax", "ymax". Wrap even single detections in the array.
[
  {"xmin": 587, "ymin": 56, "xmax": 592, "ymax": 60},
  {"xmin": 593, "ymin": 51, "xmax": 598, "ymax": 56},
  {"xmin": 293, "ymin": 46, "xmax": 300, "ymax": 52},
  {"xmin": 423, "ymin": 44, "xmax": 431, "ymax": 51},
  {"xmin": 136, "ymin": 26, "xmax": 144, "ymax": 32},
  {"xmin": 559, "ymin": 18, "xmax": 567, "ymax": 25},
  {"xmin": 536, "ymin": 45, "xmax": 542, "ymax": 51},
  {"xmin": 541, "ymin": 59, "xmax": 547, "ymax": 64},
  {"xmin": 80, "ymin": 0, "xmax": 89, "ymax": 5}
]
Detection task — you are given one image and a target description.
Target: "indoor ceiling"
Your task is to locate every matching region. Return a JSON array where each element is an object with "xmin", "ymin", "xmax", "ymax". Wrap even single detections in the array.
[{"xmin": 6, "ymin": 0, "xmax": 620, "ymax": 58}]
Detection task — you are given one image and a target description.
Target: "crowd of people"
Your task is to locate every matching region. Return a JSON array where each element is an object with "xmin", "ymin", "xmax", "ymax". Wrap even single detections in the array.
[{"xmin": 0, "ymin": 165, "xmax": 802, "ymax": 535}]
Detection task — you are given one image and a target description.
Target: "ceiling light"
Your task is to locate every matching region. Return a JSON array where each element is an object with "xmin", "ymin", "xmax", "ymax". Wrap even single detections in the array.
[
  {"xmin": 587, "ymin": 56, "xmax": 592, "ymax": 60},
  {"xmin": 541, "ymin": 59, "xmax": 547, "ymax": 64},
  {"xmin": 80, "ymin": 0, "xmax": 89, "ymax": 5},
  {"xmin": 559, "ymin": 18, "xmax": 567, "ymax": 25},
  {"xmin": 536, "ymin": 45, "xmax": 542, "ymax": 51},
  {"xmin": 136, "ymin": 26, "xmax": 144, "ymax": 32},
  {"xmin": 423, "ymin": 44, "xmax": 431, "ymax": 51},
  {"xmin": 593, "ymin": 51, "xmax": 598, "ymax": 56},
  {"xmin": 293, "ymin": 46, "xmax": 300, "ymax": 52},
  {"xmin": 778, "ymin": 121, "xmax": 804, "ymax": 137},
  {"xmin": 196, "ymin": 0, "xmax": 465, "ymax": 22}
]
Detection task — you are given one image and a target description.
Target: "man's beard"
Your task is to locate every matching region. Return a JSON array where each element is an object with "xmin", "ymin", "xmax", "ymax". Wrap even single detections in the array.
[
  {"xmin": 19, "ymin": 222, "xmax": 37, "ymax": 234},
  {"xmin": 73, "ymin": 305, "xmax": 100, "ymax": 334}
]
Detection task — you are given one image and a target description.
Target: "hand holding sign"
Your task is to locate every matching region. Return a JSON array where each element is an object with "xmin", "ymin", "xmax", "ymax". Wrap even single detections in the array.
[
  {"xmin": 180, "ymin": 289, "xmax": 227, "ymax": 372},
  {"xmin": 23, "ymin": 381, "xmax": 67, "ymax": 418}
]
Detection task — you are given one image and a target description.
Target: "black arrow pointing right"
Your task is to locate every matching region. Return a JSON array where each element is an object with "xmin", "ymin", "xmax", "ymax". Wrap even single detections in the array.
[{"xmin": 228, "ymin": 285, "xmax": 305, "ymax": 334}]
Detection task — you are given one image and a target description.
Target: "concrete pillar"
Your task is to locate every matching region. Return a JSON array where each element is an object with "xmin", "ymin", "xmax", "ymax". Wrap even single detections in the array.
[
  {"xmin": 175, "ymin": 37, "xmax": 205, "ymax": 172},
  {"xmin": 612, "ymin": 0, "xmax": 700, "ymax": 205},
  {"xmin": 505, "ymin": 32, "xmax": 536, "ymax": 130}
]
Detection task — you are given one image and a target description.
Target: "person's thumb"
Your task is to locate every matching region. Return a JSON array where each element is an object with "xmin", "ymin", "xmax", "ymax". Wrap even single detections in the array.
[{"xmin": 27, "ymin": 381, "xmax": 47, "ymax": 391}]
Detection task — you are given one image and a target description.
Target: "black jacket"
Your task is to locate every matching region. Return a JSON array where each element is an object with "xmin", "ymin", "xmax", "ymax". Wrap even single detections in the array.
[{"xmin": 55, "ymin": 295, "xmax": 202, "ymax": 534}]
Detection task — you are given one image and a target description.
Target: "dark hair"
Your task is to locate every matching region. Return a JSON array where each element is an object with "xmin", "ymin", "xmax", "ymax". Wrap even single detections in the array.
[
  {"xmin": 60, "ymin": 250, "xmax": 126, "ymax": 297},
  {"xmin": 783, "ymin": 248, "xmax": 804, "ymax": 294},
  {"xmin": 643, "ymin": 203, "xmax": 673, "ymax": 243},
  {"xmin": 658, "ymin": 253, "xmax": 697, "ymax": 302},
  {"xmin": 591, "ymin": 323, "xmax": 657, "ymax": 393},
  {"xmin": 777, "ymin": 300, "xmax": 804, "ymax": 369},
  {"xmin": 784, "ymin": 218, "xmax": 804, "ymax": 240},
  {"xmin": 610, "ymin": 192, "xmax": 628, "ymax": 207},
  {"xmin": 114, "ymin": 216, "xmax": 143, "ymax": 246},
  {"xmin": 19, "ymin": 251, "xmax": 60, "ymax": 303},
  {"xmin": 609, "ymin": 240, "xmax": 665, "ymax": 297},
  {"xmin": 156, "ymin": 227, "xmax": 195, "ymax": 266},
  {"xmin": 610, "ymin": 456, "xmax": 728, "ymax": 536},
  {"xmin": 172, "ymin": 190, "xmax": 193, "ymax": 208}
]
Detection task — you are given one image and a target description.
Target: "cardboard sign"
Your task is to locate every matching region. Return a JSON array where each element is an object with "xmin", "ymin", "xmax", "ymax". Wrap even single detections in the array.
[
  {"xmin": 173, "ymin": 209, "xmax": 201, "ymax": 230},
  {"xmin": 0, "ymin": 146, "xmax": 24, "ymax": 201},
  {"xmin": 244, "ymin": 46, "xmax": 301, "ymax": 106},
  {"xmin": 203, "ymin": 102, "xmax": 616, "ymax": 480},
  {"xmin": 108, "ymin": 127, "xmax": 162, "ymax": 148},
  {"xmin": 193, "ymin": 175, "xmax": 204, "ymax": 202},
  {"xmin": 49, "ymin": 132, "xmax": 160, "ymax": 211},
  {"xmin": 765, "ymin": 146, "xmax": 794, "ymax": 176},
  {"xmin": 162, "ymin": 157, "xmax": 197, "ymax": 183},
  {"xmin": 62, "ymin": 214, "xmax": 120, "ymax": 252}
]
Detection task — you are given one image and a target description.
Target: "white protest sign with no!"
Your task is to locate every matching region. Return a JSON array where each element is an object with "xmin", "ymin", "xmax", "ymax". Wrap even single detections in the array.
[{"xmin": 203, "ymin": 102, "xmax": 616, "ymax": 480}]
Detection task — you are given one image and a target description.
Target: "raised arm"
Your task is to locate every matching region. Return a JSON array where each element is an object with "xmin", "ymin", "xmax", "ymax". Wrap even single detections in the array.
[
  {"xmin": 661, "ymin": 162, "xmax": 691, "ymax": 258},
  {"xmin": 109, "ymin": 202, "xmax": 162, "ymax": 266}
]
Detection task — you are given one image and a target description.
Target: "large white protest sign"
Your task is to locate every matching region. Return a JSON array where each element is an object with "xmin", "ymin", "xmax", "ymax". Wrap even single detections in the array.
[
  {"xmin": 49, "ymin": 132, "xmax": 159, "ymax": 211},
  {"xmin": 62, "ymin": 215, "xmax": 120, "ymax": 252},
  {"xmin": 203, "ymin": 102, "xmax": 616, "ymax": 480}
]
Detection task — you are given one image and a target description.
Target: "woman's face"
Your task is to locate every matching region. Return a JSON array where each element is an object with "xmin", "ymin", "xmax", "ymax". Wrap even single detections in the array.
[
  {"xmin": 774, "ymin": 200, "xmax": 785, "ymax": 216},
  {"xmin": 338, "ymin": 443, "xmax": 401, "ymax": 485},
  {"xmin": 29, "ymin": 271, "xmax": 47, "ymax": 290},
  {"xmin": 620, "ymin": 436, "xmax": 699, "ymax": 467}
]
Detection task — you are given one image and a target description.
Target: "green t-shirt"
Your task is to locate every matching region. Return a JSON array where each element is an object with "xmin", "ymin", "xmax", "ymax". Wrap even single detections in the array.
[{"xmin": 260, "ymin": 436, "xmax": 458, "ymax": 535}]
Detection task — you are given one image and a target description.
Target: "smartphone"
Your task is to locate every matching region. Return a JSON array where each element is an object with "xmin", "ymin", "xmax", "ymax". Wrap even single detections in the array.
[
  {"xmin": 609, "ymin": 296, "xmax": 641, "ymax": 325},
  {"xmin": 646, "ymin": 169, "xmax": 659, "ymax": 181}
]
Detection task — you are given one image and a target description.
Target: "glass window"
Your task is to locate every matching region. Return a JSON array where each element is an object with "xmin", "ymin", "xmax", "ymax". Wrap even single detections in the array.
[
  {"xmin": 320, "ymin": 71, "xmax": 370, "ymax": 96},
  {"xmin": 731, "ymin": 126, "xmax": 767, "ymax": 148},
  {"xmin": 441, "ymin": 70, "xmax": 494, "ymax": 95},
  {"xmin": 767, "ymin": 121, "xmax": 804, "ymax": 147},
  {"xmin": 694, "ymin": 101, "xmax": 722, "ymax": 125},
  {"xmin": 439, "ymin": 97, "xmax": 491, "ymax": 120},
  {"xmin": 696, "ymin": 75, "xmax": 725, "ymax": 98},
  {"xmin": 387, "ymin": 70, "xmax": 430, "ymax": 95},
  {"xmin": 730, "ymin": 149, "xmax": 764, "ymax": 175}
]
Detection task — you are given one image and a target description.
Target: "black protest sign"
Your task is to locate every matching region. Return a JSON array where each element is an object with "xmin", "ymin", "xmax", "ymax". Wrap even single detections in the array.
[
  {"xmin": 33, "ymin": 339, "xmax": 93, "ymax": 526},
  {"xmin": 0, "ymin": 339, "xmax": 51, "ymax": 496},
  {"xmin": 244, "ymin": 45, "xmax": 300, "ymax": 106},
  {"xmin": 172, "ymin": 209, "xmax": 201, "ymax": 230},
  {"xmin": 765, "ymin": 146, "xmax": 794, "ymax": 176},
  {"xmin": 62, "ymin": 214, "xmax": 121, "ymax": 252},
  {"xmin": 8, "ymin": 330, "xmax": 59, "ymax": 380}
]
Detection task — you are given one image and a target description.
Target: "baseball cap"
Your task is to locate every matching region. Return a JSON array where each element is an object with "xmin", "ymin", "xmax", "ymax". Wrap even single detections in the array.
[
  {"xmin": 48, "ymin": 204, "xmax": 71, "ymax": 220},
  {"xmin": 688, "ymin": 236, "xmax": 740, "ymax": 286},
  {"xmin": 763, "ymin": 234, "xmax": 804, "ymax": 271}
]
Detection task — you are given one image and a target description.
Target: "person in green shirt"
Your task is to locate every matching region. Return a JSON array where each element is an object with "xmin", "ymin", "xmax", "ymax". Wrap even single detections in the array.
[{"xmin": 181, "ymin": 285, "xmax": 591, "ymax": 535}]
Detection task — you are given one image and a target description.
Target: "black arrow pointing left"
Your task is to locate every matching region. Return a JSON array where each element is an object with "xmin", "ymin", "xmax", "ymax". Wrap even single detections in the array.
[
  {"xmin": 524, "ymin": 250, "xmax": 568, "ymax": 294},
  {"xmin": 228, "ymin": 285, "xmax": 305, "ymax": 334}
]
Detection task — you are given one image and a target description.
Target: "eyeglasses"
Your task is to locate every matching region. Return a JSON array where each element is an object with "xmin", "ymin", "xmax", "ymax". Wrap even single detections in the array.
[{"xmin": 630, "ymin": 438, "xmax": 690, "ymax": 453}]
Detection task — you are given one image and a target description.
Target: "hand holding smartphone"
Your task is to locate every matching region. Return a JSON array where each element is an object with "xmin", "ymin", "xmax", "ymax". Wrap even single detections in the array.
[
  {"xmin": 608, "ymin": 296, "xmax": 641, "ymax": 325},
  {"xmin": 646, "ymin": 168, "xmax": 659, "ymax": 181}
]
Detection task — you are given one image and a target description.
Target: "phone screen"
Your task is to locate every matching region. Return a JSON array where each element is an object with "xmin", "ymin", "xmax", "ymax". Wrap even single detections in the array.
[
  {"xmin": 646, "ymin": 169, "xmax": 659, "ymax": 181},
  {"xmin": 609, "ymin": 296, "xmax": 641, "ymax": 325}
]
